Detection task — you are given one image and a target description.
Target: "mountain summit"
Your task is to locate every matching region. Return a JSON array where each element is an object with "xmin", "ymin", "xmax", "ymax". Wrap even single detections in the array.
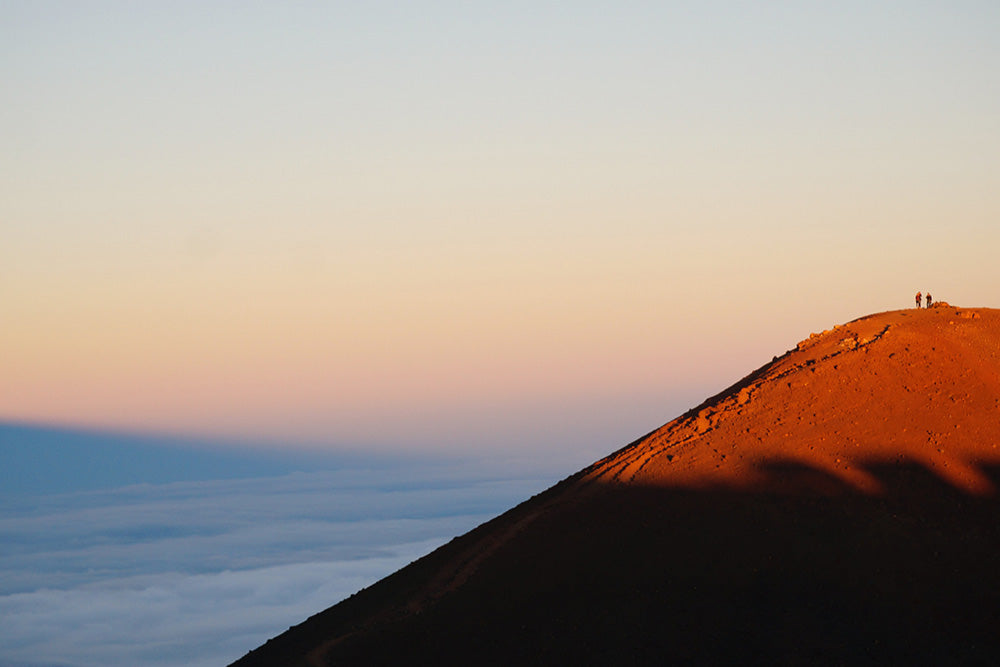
[{"xmin": 233, "ymin": 306, "xmax": 1000, "ymax": 665}]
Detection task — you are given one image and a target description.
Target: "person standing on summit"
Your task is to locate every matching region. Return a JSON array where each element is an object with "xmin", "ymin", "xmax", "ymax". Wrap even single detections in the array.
[
  {"xmin": 916, "ymin": 291, "xmax": 922, "ymax": 308},
  {"xmin": 926, "ymin": 293, "xmax": 933, "ymax": 308}
]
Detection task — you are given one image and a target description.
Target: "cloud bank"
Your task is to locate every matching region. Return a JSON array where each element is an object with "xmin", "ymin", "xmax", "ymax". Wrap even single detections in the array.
[{"xmin": 0, "ymin": 460, "xmax": 562, "ymax": 666}]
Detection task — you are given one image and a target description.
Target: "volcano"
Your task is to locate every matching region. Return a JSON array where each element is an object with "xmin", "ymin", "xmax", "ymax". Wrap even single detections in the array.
[{"xmin": 232, "ymin": 306, "xmax": 1000, "ymax": 665}]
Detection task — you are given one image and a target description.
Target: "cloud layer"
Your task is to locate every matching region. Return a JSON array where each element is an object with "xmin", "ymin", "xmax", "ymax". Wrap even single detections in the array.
[{"xmin": 0, "ymin": 460, "xmax": 561, "ymax": 666}]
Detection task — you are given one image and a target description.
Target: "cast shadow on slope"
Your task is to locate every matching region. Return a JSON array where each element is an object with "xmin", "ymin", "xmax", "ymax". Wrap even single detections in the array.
[{"xmin": 233, "ymin": 458, "xmax": 1000, "ymax": 666}]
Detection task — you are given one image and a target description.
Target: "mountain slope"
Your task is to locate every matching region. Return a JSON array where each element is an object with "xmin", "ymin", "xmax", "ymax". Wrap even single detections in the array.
[{"xmin": 233, "ymin": 306, "xmax": 1000, "ymax": 665}]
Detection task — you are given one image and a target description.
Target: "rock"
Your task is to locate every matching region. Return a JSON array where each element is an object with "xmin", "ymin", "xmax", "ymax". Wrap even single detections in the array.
[
  {"xmin": 696, "ymin": 413, "xmax": 711, "ymax": 433},
  {"xmin": 737, "ymin": 387, "xmax": 752, "ymax": 405}
]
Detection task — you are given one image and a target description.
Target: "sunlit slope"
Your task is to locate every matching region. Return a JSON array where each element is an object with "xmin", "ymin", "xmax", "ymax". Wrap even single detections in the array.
[
  {"xmin": 588, "ymin": 304, "xmax": 1000, "ymax": 493},
  {"xmin": 233, "ymin": 306, "xmax": 1000, "ymax": 666}
]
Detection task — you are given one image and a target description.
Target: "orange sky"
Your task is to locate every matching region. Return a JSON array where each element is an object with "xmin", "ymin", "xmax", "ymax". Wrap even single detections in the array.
[{"xmin": 3, "ymin": 3, "xmax": 998, "ymax": 454}]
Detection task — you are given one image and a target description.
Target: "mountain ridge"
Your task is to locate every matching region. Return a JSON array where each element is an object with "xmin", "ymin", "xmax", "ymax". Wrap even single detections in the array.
[{"xmin": 233, "ymin": 306, "xmax": 1000, "ymax": 665}]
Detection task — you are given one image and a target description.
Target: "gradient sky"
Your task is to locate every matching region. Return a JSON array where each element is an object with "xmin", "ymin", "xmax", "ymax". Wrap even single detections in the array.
[{"xmin": 3, "ymin": 1, "xmax": 999, "ymax": 455}]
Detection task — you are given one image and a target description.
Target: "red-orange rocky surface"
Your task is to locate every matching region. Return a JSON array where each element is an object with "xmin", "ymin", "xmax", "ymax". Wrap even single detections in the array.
[{"xmin": 233, "ymin": 306, "xmax": 1000, "ymax": 666}]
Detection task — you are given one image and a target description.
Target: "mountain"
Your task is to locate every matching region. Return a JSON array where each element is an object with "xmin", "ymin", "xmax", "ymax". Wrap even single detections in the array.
[{"xmin": 232, "ymin": 306, "xmax": 1000, "ymax": 665}]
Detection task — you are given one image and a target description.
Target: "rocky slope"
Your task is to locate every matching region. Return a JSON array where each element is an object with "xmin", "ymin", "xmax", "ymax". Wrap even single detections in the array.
[{"xmin": 233, "ymin": 306, "xmax": 1000, "ymax": 665}]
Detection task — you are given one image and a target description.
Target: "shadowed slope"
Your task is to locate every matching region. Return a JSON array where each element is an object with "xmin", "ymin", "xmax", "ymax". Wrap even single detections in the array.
[{"xmin": 233, "ymin": 307, "xmax": 1000, "ymax": 666}]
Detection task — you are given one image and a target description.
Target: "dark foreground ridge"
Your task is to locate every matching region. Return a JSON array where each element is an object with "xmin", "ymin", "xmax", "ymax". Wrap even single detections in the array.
[{"xmin": 233, "ymin": 307, "xmax": 1000, "ymax": 666}]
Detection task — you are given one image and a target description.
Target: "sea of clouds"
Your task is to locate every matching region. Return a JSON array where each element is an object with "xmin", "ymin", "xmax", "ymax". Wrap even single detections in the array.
[{"xmin": 0, "ymin": 444, "xmax": 571, "ymax": 667}]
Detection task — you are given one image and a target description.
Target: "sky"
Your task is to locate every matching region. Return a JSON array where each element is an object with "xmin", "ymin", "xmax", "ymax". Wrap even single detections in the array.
[
  {"xmin": 3, "ymin": 1, "xmax": 999, "ymax": 456},
  {"xmin": 2, "ymin": 4, "xmax": 998, "ymax": 665}
]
